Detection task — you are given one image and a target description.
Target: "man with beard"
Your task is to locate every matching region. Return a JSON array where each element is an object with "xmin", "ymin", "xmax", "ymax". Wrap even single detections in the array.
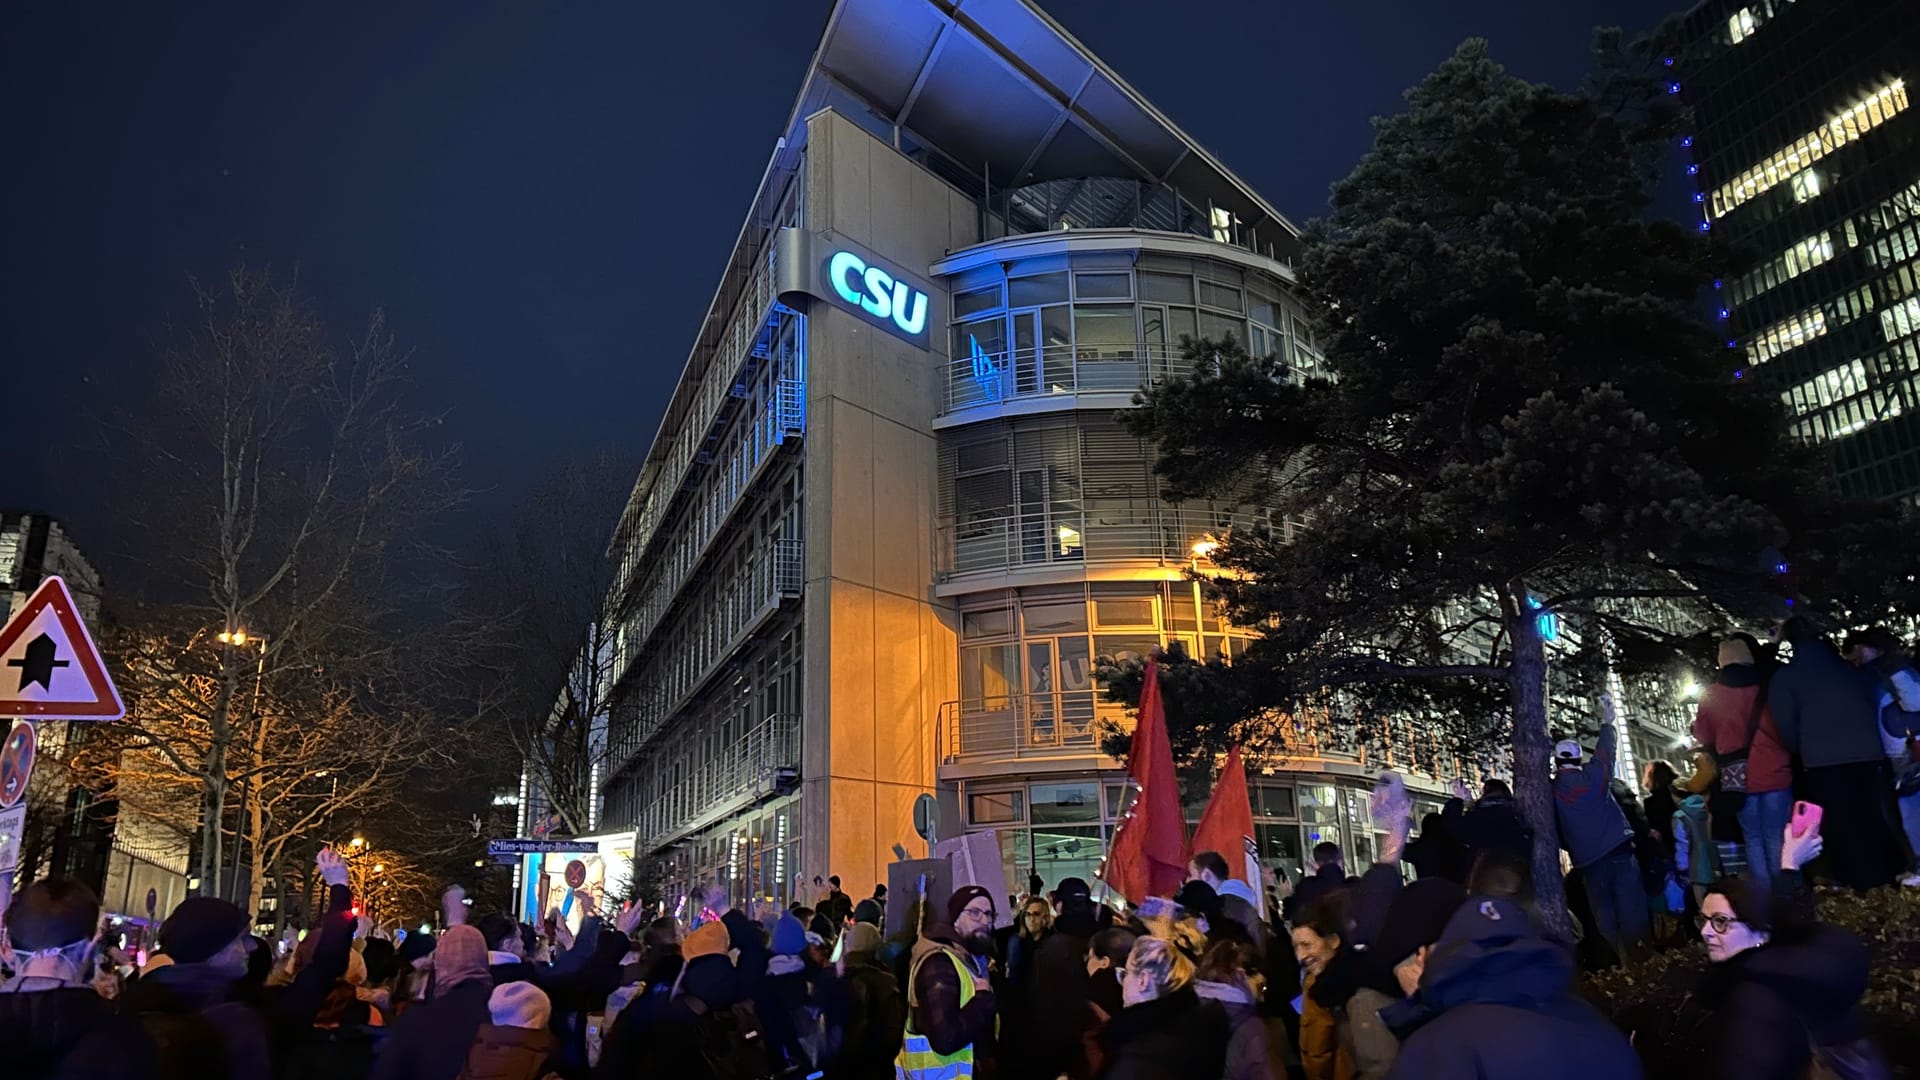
[{"xmin": 897, "ymin": 885, "xmax": 999, "ymax": 1080}]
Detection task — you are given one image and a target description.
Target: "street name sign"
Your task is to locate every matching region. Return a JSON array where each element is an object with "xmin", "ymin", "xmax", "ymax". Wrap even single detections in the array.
[{"xmin": 487, "ymin": 838, "xmax": 597, "ymax": 856}]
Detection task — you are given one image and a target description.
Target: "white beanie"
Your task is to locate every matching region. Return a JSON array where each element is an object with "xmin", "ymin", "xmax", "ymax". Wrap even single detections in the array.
[{"xmin": 489, "ymin": 980, "xmax": 552, "ymax": 1030}]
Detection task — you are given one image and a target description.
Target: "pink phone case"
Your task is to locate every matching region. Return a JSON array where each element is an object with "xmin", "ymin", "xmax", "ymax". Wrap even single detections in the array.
[{"xmin": 1790, "ymin": 800, "xmax": 1823, "ymax": 838}]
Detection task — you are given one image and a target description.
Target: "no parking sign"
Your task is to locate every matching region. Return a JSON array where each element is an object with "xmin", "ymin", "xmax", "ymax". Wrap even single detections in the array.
[{"xmin": 0, "ymin": 720, "xmax": 33, "ymax": 875}]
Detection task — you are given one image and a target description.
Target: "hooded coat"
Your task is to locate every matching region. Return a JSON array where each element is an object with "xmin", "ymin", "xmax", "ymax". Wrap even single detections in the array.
[
  {"xmin": 1701, "ymin": 924, "xmax": 1876, "ymax": 1080},
  {"xmin": 1382, "ymin": 897, "xmax": 1640, "ymax": 1080},
  {"xmin": 1193, "ymin": 980, "xmax": 1284, "ymax": 1080}
]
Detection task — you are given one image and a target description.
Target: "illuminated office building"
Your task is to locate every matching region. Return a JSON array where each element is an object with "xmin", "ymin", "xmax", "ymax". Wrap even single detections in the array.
[
  {"xmin": 1676, "ymin": 0, "xmax": 1920, "ymax": 498},
  {"xmin": 596, "ymin": 0, "xmax": 1447, "ymax": 907}
]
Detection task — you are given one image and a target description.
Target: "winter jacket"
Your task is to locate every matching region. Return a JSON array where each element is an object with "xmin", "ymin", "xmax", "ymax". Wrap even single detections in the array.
[
  {"xmin": 1673, "ymin": 794, "xmax": 1718, "ymax": 887},
  {"xmin": 0, "ymin": 984, "xmax": 160, "ymax": 1080},
  {"xmin": 1342, "ymin": 988, "xmax": 1398, "ymax": 1080},
  {"xmin": 908, "ymin": 927, "xmax": 996, "ymax": 1060},
  {"xmin": 1455, "ymin": 794, "xmax": 1532, "ymax": 865},
  {"xmin": 457, "ymin": 1023, "xmax": 557, "ymax": 1080},
  {"xmin": 369, "ymin": 977, "xmax": 494, "ymax": 1080},
  {"xmin": 1098, "ymin": 986, "xmax": 1230, "ymax": 1080},
  {"xmin": 601, "ymin": 908, "xmax": 769, "ymax": 1080},
  {"xmin": 1693, "ymin": 664, "xmax": 1792, "ymax": 793},
  {"xmin": 1194, "ymin": 980, "xmax": 1283, "ymax": 1080},
  {"xmin": 1767, "ymin": 639, "xmax": 1885, "ymax": 768},
  {"xmin": 1306, "ymin": 946, "xmax": 1401, "ymax": 1080},
  {"xmin": 1700, "ymin": 923, "xmax": 1874, "ymax": 1080},
  {"xmin": 824, "ymin": 955, "xmax": 905, "ymax": 1080},
  {"xmin": 1553, "ymin": 722, "xmax": 1635, "ymax": 869},
  {"xmin": 1381, "ymin": 896, "xmax": 1640, "ymax": 1080},
  {"xmin": 1030, "ymin": 904, "xmax": 1101, "ymax": 1080},
  {"xmin": 1297, "ymin": 972, "xmax": 1355, "ymax": 1080}
]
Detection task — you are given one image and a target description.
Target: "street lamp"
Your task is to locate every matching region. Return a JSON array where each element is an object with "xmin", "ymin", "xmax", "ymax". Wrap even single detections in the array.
[{"xmin": 216, "ymin": 628, "xmax": 269, "ymax": 904}]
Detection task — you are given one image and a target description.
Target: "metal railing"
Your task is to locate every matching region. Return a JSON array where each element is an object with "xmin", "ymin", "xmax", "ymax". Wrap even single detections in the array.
[
  {"xmin": 937, "ymin": 691, "xmax": 1133, "ymax": 763},
  {"xmin": 941, "ymin": 342, "xmax": 1200, "ymax": 415},
  {"xmin": 636, "ymin": 712, "xmax": 799, "ymax": 850},
  {"xmin": 937, "ymin": 508, "xmax": 1280, "ymax": 580}
]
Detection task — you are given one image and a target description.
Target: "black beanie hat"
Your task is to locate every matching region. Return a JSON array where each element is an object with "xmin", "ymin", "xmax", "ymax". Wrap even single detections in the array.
[
  {"xmin": 159, "ymin": 897, "xmax": 251, "ymax": 964},
  {"xmin": 5, "ymin": 877, "xmax": 102, "ymax": 951},
  {"xmin": 853, "ymin": 898, "xmax": 883, "ymax": 926},
  {"xmin": 1371, "ymin": 879, "xmax": 1468, "ymax": 968},
  {"xmin": 947, "ymin": 885, "xmax": 994, "ymax": 925}
]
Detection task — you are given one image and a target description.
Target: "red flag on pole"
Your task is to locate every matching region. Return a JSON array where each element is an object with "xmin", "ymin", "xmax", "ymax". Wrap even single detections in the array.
[
  {"xmin": 1189, "ymin": 745, "xmax": 1258, "ymax": 884},
  {"xmin": 1101, "ymin": 659, "xmax": 1187, "ymax": 904}
]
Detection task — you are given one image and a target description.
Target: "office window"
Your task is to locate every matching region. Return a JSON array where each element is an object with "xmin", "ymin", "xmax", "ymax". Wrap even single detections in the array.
[
  {"xmin": 1712, "ymin": 80, "xmax": 1909, "ymax": 218},
  {"xmin": 970, "ymin": 791, "xmax": 1025, "ymax": 825},
  {"xmin": 1791, "ymin": 169, "xmax": 1821, "ymax": 203},
  {"xmin": 1727, "ymin": 8, "xmax": 1756, "ymax": 44},
  {"xmin": 1731, "ymin": 230, "xmax": 1834, "ymax": 304},
  {"xmin": 1750, "ymin": 306, "xmax": 1828, "ymax": 364}
]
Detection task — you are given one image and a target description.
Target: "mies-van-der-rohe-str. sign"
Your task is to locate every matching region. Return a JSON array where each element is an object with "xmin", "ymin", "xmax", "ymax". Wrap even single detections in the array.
[{"xmin": 775, "ymin": 228, "xmax": 935, "ymax": 348}]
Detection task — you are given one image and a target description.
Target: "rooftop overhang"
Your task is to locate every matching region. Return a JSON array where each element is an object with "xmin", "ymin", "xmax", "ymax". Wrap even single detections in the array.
[{"xmin": 799, "ymin": 0, "xmax": 1298, "ymax": 243}]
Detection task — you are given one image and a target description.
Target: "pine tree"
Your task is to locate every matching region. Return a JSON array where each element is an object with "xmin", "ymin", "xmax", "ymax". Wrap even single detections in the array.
[{"xmin": 1122, "ymin": 40, "xmax": 1918, "ymax": 936}]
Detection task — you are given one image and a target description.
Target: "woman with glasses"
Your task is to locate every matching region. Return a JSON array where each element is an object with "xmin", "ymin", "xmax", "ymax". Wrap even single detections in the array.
[
  {"xmin": 1100, "ymin": 925, "xmax": 1229, "ymax": 1080},
  {"xmin": 1694, "ymin": 822, "xmax": 1887, "ymax": 1078}
]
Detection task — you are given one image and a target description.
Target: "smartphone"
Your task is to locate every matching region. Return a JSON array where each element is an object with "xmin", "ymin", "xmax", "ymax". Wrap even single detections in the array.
[{"xmin": 1790, "ymin": 800, "xmax": 1823, "ymax": 838}]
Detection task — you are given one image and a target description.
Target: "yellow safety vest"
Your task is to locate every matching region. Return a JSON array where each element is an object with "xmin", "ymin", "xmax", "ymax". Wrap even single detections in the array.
[{"xmin": 895, "ymin": 947, "xmax": 978, "ymax": 1080}]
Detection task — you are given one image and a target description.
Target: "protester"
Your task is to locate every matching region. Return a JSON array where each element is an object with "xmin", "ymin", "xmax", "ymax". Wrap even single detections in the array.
[
  {"xmin": 1193, "ymin": 938, "xmax": 1282, "ymax": 1080},
  {"xmin": 761, "ymin": 912, "xmax": 828, "ymax": 1075},
  {"xmin": 1772, "ymin": 617, "xmax": 1899, "ymax": 890},
  {"xmin": 1695, "ymin": 820, "xmax": 1888, "ymax": 1077},
  {"xmin": 0, "ymin": 877, "xmax": 160, "ymax": 1079},
  {"xmin": 825, "ymin": 921, "xmax": 905, "ymax": 1080},
  {"xmin": 1673, "ymin": 771, "xmax": 1720, "ymax": 908},
  {"xmin": 1100, "ymin": 928, "xmax": 1229, "ymax": 1080},
  {"xmin": 127, "ymin": 847, "xmax": 355, "ymax": 1080},
  {"xmin": 1455, "ymin": 779, "xmax": 1532, "ymax": 865},
  {"xmin": 897, "ymin": 885, "xmax": 998, "ymax": 1080},
  {"xmin": 1187, "ymin": 851, "xmax": 1271, "ymax": 957},
  {"xmin": 1693, "ymin": 636, "xmax": 1794, "ymax": 892},
  {"xmin": 1030, "ymin": 878, "xmax": 1108, "ymax": 1080},
  {"xmin": 1283, "ymin": 843, "xmax": 1348, "ymax": 923},
  {"xmin": 1552, "ymin": 720, "xmax": 1649, "ymax": 961},
  {"xmin": 1379, "ymin": 894, "xmax": 1641, "ymax": 1079},
  {"xmin": 371, "ymin": 923, "xmax": 495, "ymax": 1080},
  {"xmin": 457, "ymin": 981, "xmax": 558, "ymax": 1080},
  {"xmin": 1849, "ymin": 625, "xmax": 1920, "ymax": 887},
  {"xmin": 823, "ymin": 876, "xmax": 855, "ymax": 927},
  {"xmin": 1401, "ymin": 808, "xmax": 1469, "ymax": 886},
  {"xmin": 1291, "ymin": 899, "xmax": 1352, "ymax": 1080},
  {"xmin": 479, "ymin": 914, "xmax": 538, "ymax": 987}
]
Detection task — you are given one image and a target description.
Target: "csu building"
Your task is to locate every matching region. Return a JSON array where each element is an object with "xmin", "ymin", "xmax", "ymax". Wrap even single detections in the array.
[
  {"xmin": 596, "ymin": 0, "xmax": 1429, "ymax": 909},
  {"xmin": 1675, "ymin": 0, "xmax": 1920, "ymax": 499}
]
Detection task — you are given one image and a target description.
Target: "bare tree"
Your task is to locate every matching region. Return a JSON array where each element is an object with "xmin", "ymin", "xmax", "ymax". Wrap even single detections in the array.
[
  {"xmin": 469, "ymin": 449, "xmax": 637, "ymax": 837},
  {"xmin": 102, "ymin": 267, "xmax": 461, "ymax": 893}
]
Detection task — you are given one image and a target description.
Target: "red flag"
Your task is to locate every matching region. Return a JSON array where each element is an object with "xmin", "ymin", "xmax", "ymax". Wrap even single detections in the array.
[
  {"xmin": 1102, "ymin": 659, "xmax": 1187, "ymax": 904},
  {"xmin": 1190, "ymin": 745, "xmax": 1258, "ymax": 883}
]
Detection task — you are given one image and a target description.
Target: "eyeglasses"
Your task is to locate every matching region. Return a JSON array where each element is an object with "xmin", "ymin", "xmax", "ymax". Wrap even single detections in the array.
[
  {"xmin": 962, "ymin": 905, "xmax": 997, "ymax": 922},
  {"xmin": 1696, "ymin": 913, "xmax": 1742, "ymax": 935}
]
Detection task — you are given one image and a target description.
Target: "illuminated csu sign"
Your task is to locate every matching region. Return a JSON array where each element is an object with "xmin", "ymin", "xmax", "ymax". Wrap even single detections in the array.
[{"xmin": 828, "ymin": 250, "xmax": 929, "ymax": 338}]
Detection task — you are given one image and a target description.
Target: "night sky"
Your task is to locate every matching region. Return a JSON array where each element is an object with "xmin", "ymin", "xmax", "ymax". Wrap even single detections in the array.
[{"xmin": 3, "ymin": 0, "xmax": 1680, "ymax": 577}]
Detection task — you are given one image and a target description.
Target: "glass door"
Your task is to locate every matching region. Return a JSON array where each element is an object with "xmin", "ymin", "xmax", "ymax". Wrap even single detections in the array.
[
  {"xmin": 1012, "ymin": 311, "xmax": 1040, "ymax": 396},
  {"xmin": 1018, "ymin": 468, "xmax": 1049, "ymax": 565}
]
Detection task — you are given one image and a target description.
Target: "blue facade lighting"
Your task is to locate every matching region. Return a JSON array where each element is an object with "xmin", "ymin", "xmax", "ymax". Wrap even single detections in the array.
[
  {"xmin": 1681, "ymin": 135, "xmax": 1693, "ymax": 147},
  {"xmin": 1667, "ymin": 82, "xmax": 1682, "ymax": 95}
]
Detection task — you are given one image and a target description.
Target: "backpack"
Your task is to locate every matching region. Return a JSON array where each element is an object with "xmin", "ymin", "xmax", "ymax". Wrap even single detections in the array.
[{"xmin": 682, "ymin": 994, "xmax": 778, "ymax": 1080}]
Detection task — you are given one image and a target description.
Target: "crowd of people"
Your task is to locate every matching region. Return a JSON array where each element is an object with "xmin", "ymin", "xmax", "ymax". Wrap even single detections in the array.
[{"xmin": 4, "ymin": 621, "xmax": 1913, "ymax": 1079}]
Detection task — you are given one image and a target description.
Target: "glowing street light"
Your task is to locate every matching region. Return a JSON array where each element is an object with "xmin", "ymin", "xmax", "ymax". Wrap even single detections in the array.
[{"xmin": 1190, "ymin": 538, "xmax": 1221, "ymax": 560}]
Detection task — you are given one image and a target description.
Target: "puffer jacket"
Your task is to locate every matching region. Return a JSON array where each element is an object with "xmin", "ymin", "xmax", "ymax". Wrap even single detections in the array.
[
  {"xmin": 1297, "ymin": 972, "xmax": 1354, "ymax": 1080},
  {"xmin": 1382, "ymin": 897, "xmax": 1640, "ymax": 1080},
  {"xmin": 1701, "ymin": 924, "xmax": 1877, "ymax": 1080},
  {"xmin": 456, "ymin": 1023, "xmax": 556, "ymax": 1080}
]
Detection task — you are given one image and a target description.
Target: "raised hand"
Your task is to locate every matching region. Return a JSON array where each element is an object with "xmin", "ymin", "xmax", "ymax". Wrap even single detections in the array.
[
  {"xmin": 615, "ymin": 901, "xmax": 645, "ymax": 936},
  {"xmin": 316, "ymin": 847, "xmax": 349, "ymax": 888},
  {"xmin": 442, "ymin": 885, "xmax": 469, "ymax": 927}
]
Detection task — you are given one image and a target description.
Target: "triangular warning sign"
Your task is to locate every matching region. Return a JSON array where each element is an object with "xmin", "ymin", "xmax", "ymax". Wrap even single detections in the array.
[{"xmin": 0, "ymin": 576, "xmax": 124, "ymax": 721}]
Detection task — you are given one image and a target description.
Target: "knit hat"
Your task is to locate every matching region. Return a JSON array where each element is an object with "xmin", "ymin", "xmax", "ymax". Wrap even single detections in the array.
[
  {"xmin": 947, "ymin": 885, "xmax": 994, "ymax": 925},
  {"xmin": 853, "ymin": 898, "xmax": 883, "ymax": 926},
  {"xmin": 5, "ymin": 877, "xmax": 101, "ymax": 950},
  {"xmin": 158, "ymin": 897, "xmax": 250, "ymax": 964},
  {"xmin": 841, "ymin": 921, "xmax": 882, "ymax": 960},
  {"xmin": 433, "ymin": 924, "xmax": 490, "ymax": 989},
  {"xmin": 1370, "ymin": 879, "xmax": 1468, "ymax": 968},
  {"xmin": 396, "ymin": 928, "xmax": 435, "ymax": 966},
  {"xmin": 1172, "ymin": 879, "xmax": 1220, "ymax": 921},
  {"xmin": 683, "ymin": 920, "xmax": 730, "ymax": 961},
  {"xmin": 771, "ymin": 913, "xmax": 808, "ymax": 956},
  {"xmin": 1054, "ymin": 877, "xmax": 1092, "ymax": 900},
  {"xmin": 489, "ymin": 980, "xmax": 552, "ymax": 1029}
]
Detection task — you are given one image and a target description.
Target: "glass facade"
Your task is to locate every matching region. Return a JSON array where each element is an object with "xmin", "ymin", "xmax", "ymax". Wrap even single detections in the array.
[{"xmin": 1679, "ymin": 0, "xmax": 1920, "ymax": 498}]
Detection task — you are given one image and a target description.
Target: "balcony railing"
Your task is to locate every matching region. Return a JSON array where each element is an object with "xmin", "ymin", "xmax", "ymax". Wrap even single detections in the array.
[
  {"xmin": 937, "ymin": 691, "xmax": 1133, "ymax": 764},
  {"xmin": 937, "ymin": 508, "xmax": 1278, "ymax": 581},
  {"xmin": 941, "ymin": 342, "xmax": 1197, "ymax": 416},
  {"xmin": 636, "ymin": 712, "xmax": 799, "ymax": 850}
]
